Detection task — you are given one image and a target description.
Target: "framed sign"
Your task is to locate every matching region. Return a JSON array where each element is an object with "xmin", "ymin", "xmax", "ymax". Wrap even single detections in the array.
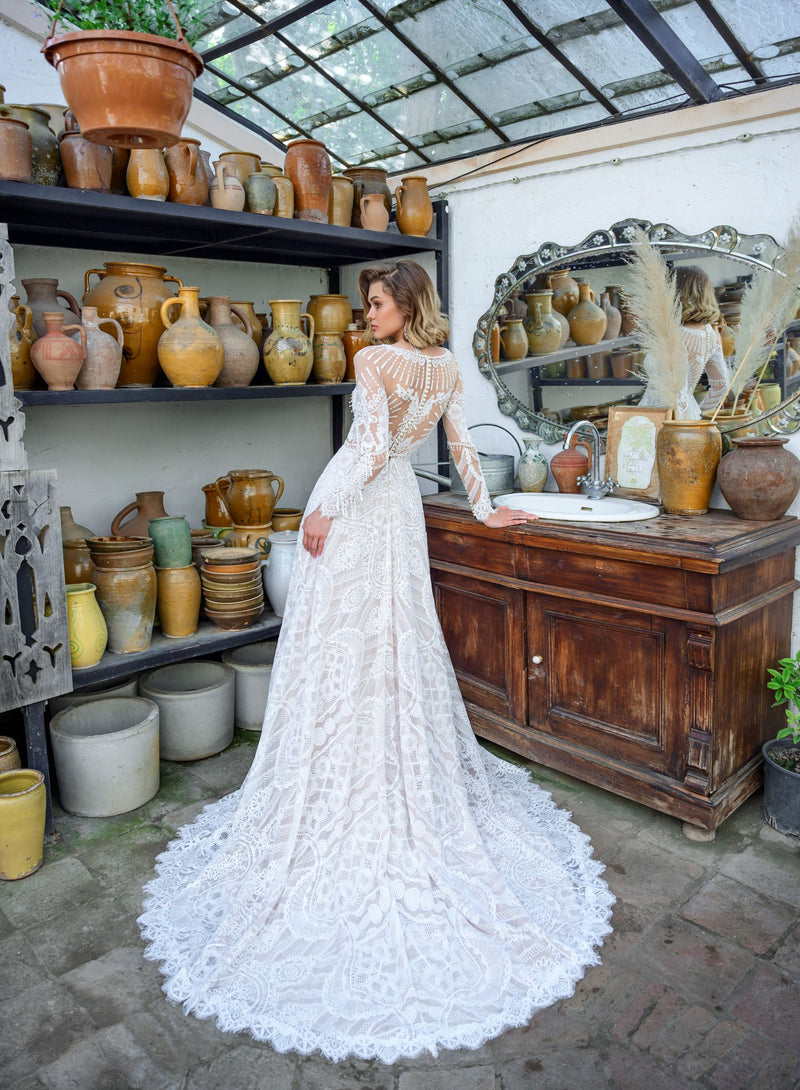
[{"xmin": 605, "ymin": 406, "xmax": 672, "ymax": 502}]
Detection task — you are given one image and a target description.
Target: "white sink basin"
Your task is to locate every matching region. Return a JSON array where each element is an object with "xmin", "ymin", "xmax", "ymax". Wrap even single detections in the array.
[{"xmin": 494, "ymin": 492, "xmax": 660, "ymax": 523}]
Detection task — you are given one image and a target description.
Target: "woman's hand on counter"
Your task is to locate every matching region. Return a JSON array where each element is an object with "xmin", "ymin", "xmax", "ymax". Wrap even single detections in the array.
[{"xmin": 485, "ymin": 506, "xmax": 539, "ymax": 528}]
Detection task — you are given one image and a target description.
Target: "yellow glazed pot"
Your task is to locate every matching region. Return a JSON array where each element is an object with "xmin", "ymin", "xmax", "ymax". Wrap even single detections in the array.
[
  {"xmin": 263, "ymin": 300, "xmax": 314, "ymax": 385},
  {"xmin": 657, "ymin": 420, "xmax": 722, "ymax": 515},
  {"xmin": 66, "ymin": 582, "xmax": 108, "ymax": 669},
  {"xmin": 0, "ymin": 770, "xmax": 46, "ymax": 880},
  {"xmin": 159, "ymin": 286, "xmax": 224, "ymax": 387}
]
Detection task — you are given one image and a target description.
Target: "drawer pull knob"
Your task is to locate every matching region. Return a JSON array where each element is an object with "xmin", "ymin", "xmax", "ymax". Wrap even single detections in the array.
[{"xmin": 531, "ymin": 654, "xmax": 543, "ymax": 664}]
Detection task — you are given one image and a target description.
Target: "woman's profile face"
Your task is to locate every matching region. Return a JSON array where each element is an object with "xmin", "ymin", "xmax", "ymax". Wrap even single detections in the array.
[{"xmin": 367, "ymin": 280, "xmax": 406, "ymax": 342}]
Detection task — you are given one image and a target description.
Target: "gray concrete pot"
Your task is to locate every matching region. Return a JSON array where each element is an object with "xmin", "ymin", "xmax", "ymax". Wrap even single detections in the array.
[
  {"xmin": 139, "ymin": 660, "xmax": 234, "ymax": 761},
  {"xmin": 49, "ymin": 696, "xmax": 159, "ymax": 817},
  {"xmin": 222, "ymin": 640, "xmax": 277, "ymax": 731},
  {"xmin": 49, "ymin": 673, "xmax": 139, "ymax": 714}
]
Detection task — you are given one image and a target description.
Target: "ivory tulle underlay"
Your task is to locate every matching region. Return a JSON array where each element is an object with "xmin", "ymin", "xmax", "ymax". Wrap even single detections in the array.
[{"xmin": 138, "ymin": 344, "xmax": 615, "ymax": 1064}]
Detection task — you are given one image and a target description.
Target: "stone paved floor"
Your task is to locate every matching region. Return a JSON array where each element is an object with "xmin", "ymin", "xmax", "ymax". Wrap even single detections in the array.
[{"xmin": 1, "ymin": 732, "xmax": 798, "ymax": 1090}]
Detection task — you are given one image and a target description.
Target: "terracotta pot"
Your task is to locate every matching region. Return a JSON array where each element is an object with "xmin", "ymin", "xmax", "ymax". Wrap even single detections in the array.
[
  {"xmin": 216, "ymin": 470, "xmax": 284, "ymax": 527},
  {"xmin": 524, "ymin": 292, "xmax": 562, "ymax": 355},
  {"xmin": 164, "ymin": 138, "xmax": 208, "ymax": 205},
  {"xmin": 207, "ymin": 297, "xmax": 260, "ymax": 388},
  {"xmin": 263, "ymin": 299, "xmax": 314, "ymax": 385},
  {"xmin": 609, "ymin": 349, "xmax": 634, "ymax": 379},
  {"xmin": 209, "ymin": 160, "xmax": 245, "ymax": 211},
  {"xmin": 9, "ymin": 298, "xmax": 36, "ymax": 390},
  {"xmin": 63, "ymin": 538, "xmax": 95, "ymax": 584},
  {"xmin": 499, "ymin": 318, "xmax": 528, "ymax": 361},
  {"xmin": 218, "ymin": 151, "xmax": 262, "ymax": 186},
  {"xmin": 156, "ymin": 564, "xmax": 201, "ymax": 638},
  {"xmin": 66, "ymin": 582, "xmax": 108, "ymax": 669},
  {"xmin": 43, "ymin": 30, "xmax": 203, "ymax": 148},
  {"xmin": 0, "ymin": 116, "xmax": 32, "ymax": 182},
  {"xmin": 601, "ymin": 292, "xmax": 622, "ymax": 339},
  {"xmin": 75, "ymin": 306, "xmax": 124, "ymax": 389},
  {"xmin": 0, "ymin": 770, "xmax": 47, "ymax": 880},
  {"xmin": 92, "ymin": 563, "xmax": 156, "ymax": 654},
  {"xmin": 586, "ymin": 353, "xmax": 610, "ymax": 379},
  {"xmin": 0, "ymin": 737, "xmax": 21, "ymax": 774},
  {"xmin": 395, "ymin": 175, "xmax": 434, "ymax": 237},
  {"xmin": 59, "ymin": 130, "xmax": 112, "ymax": 191},
  {"xmin": 245, "ymin": 171, "xmax": 276, "ymax": 215},
  {"xmin": 126, "ymin": 148, "xmax": 168, "ymax": 200},
  {"xmin": 328, "ymin": 175, "xmax": 354, "ymax": 226},
  {"xmin": 360, "ymin": 192, "xmax": 389, "ymax": 231},
  {"xmin": 202, "ymin": 483, "xmax": 231, "ymax": 527},
  {"xmin": 342, "ymin": 325, "xmax": 368, "ymax": 380},
  {"xmin": 656, "ymin": 420, "xmax": 721, "ymax": 516},
  {"xmin": 550, "ymin": 436, "xmax": 592, "ymax": 494},
  {"xmin": 22, "ymin": 277, "xmax": 81, "ymax": 340},
  {"xmin": 716, "ymin": 437, "xmax": 800, "ymax": 521},
  {"xmin": 568, "ymin": 283, "xmax": 607, "ymax": 346},
  {"xmin": 110, "ymin": 491, "xmax": 168, "ymax": 538},
  {"xmin": 272, "ymin": 174, "xmax": 294, "ymax": 218},
  {"xmin": 342, "ymin": 166, "xmax": 391, "ymax": 228},
  {"xmin": 30, "ymin": 311, "xmax": 86, "ymax": 391},
  {"xmin": 549, "ymin": 268, "xmax": 580, "ymax": 317},
  {"xmin": 313, "ymin": 332, "xmax": 347, "ymax": 384},
  {"xmin": 83, "ymin": 262, "xmax": 183, "ymax": 388},
  {"xmin": 159, "ymin": 286, "xmax": 224, "ymax": 387},
  {"xmin": 306, "ymin": 294, "xmax": 353, "ymax": 334},
  {"xmin": 61, "ymin": 506, "xmax": 95, "ymax": 542},
  {"xmin": 284, "ymin": 138, "xmax": 331, "ymax": 223},
  {"xmin": 231, "ymin": 301, "xmax": 262, "ymax": 349},
  {"xmin": 0, "ymin": 104, "xmax": 59, "ymax": 185}
]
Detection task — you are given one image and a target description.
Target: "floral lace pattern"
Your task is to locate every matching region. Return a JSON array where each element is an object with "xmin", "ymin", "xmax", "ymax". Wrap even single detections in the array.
[
  {"xmin": 139, "ymin": 342, "xmax": 615, "ymax": 1063},
  {"xmin": 641, "ymin": 324, "xmax": 729, "ymax": 419}
]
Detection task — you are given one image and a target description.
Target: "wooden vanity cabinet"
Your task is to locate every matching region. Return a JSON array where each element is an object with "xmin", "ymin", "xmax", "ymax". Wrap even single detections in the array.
[{"xmin": 424, "ymin": 494, "xmax": 800, "ymax": 833}]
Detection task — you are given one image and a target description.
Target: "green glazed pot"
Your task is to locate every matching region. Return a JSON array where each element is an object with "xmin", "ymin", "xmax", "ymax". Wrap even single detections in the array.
[{"xmin": 148, "ymin": 515, "xmax": 192, "ymax": 568}]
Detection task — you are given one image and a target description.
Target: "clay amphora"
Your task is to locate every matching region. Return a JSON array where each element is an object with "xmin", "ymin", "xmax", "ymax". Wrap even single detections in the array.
[
  {"xmin": 83, "ymin": 262, "xmax": 183, "ymax": 388},
  {"xmin": 30, "ymin": 311, "xmax": 86, "ymax": 391},
  {"xmin": 218, "ymin": 151, "xmax": 262, "ymax": 186},
  {"xmin": 75, "ymin": 306, "xmax": 124, "ymax": 390},
  {"xmin": 601, "ymin": 291, "xmax": 622, "ymax": 340},
  {"xmin": 111, "ymin": 491, "xmax": 170, "ymax": 538},
  {"xmin": 148, "ymin": 515, "xmax": 192, "ymax": 568},
  {"xmin": 263, "ymin": 300, "xmax": 314, "ymax": 385},
  {"xmin": 549, "ymin": 268, "xmax": 580, "ymax": 317},
  {"xmin": 342, "ymin": 166, "xmax": 391, "ymax": 228},
  {"xmin": 8, "ymin": 298, "xmax": 36, "ymax": 390},
  {"xmin": 550, "ymin": 436, "xmax": 592, "ymax": 494},
  {"xmin": 313, "ymin": 332, "xmax": 347, "ymax": 384},
  {"xmin": 206, "ymin": 296, "xmax": 259, "ymax": 388},
  {"xmin": 216, "ymin": 470, "xmax": 285, "ymax": 527},
  {"xmin": 518, "ymin": 436, "xmax": 548, "ymax": 493},
  {"xmin": 524, "ymin": 292, "xmax": 562, "ymax": 356},
  {"xmin": 342, "ymin": 324, "xmax": 368, "ymax": 381},
  {"xmin": 329, "ymin": 175, "xmax": 354, "ymax": 226},
  {"xmin": 656, "ymin": 420, "xmax": 721, "ymax": 515},
  {"xmin": 66, "ymin": 583, "xmax": 108, "ymax": 668},
  {"xmin": 395, "ymin": 175, "xmax": 434, "ymax": 237},
  {"xmin": 156, "ymin": 564, "xmax": 201, "ymax": 638},
  {"xmin": 63, "ymin": 538, "xmax": 95, "ymax": 584},
  {"xmin": 360, "ymin": 192, "xmax": 389, "ymax": 231},
  {"xmin": 22, "ymin": 277, "xmax": 81, "ymax": 340},
  {"xmin": 164, "ymin": 138, "xmax": 208, "ymax": 206},
  {"xmin": 0, "ymin": 116, "xmax": 32, "ymax": 181},
  {"xmin": 209, "ymin": 160, "xmax": 245, "ymax": 211},
  {"xmin": 717, "ymin": 437, "xmax": 800, "ymax": 521},
  {"xmin": 306, "ymin": 294, "xmax": 353, "ymax": 334},
  {"xmin": 230, "ymin": 301, "xmax": 262, "ymax": 349},
  {"xmin": 499, "ymin": 318, "xmax": 528, "ymax": 361},
  {"xmin": 59, "ymin": 130, "xmax": 112, "ymax": 192},
  {"xmin": 126, "ymin": 148, "xmax": 169, "ymax": 200},
  {"xmin": 0, "ymin": 104, "xmax": 59, "ymax": 184},
  {"xmin": 91, "ymin": 563, "xmax": 156, "ymax": 654},
  {"xmin": 245, "ymin": 171, "xmax": 276, "ymax": 214},
  {"xmin": 568, "ymin": 282, "xmax": 607, "ymax": 346},
  {"xmin": 202, "ymin": 483, "xmax": 232, "ymax": 527},
  {"xmin": 159, "ymin": 286, "xmax": 224, "ymax": 387},
  {"xmin": 272, "ymin": 174, "xmax": 294, "ymax": 218},
  {"xmin": 61, "ymin": 506, "xmax": 95, "ymax": 542},
  {"xmin": 284, "ymin": 138, "xmax": 332, "ymax": 223}
]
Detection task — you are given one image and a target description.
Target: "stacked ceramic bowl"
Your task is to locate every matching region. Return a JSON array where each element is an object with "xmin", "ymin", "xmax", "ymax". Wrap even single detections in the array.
[{"xmin": 200, "ymin": 546, "xmax": 264, "ymax": 630}]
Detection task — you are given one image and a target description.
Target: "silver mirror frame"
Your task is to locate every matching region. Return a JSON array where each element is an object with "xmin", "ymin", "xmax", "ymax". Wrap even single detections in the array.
[{"xmin": 473, "ymin": 217, "xmax": 787, "ymax": 444}]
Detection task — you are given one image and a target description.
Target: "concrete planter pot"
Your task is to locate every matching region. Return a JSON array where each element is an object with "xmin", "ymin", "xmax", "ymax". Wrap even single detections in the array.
[
  {"xmin": 49, "ymin": 697, "xmax": 159, "ymax": 817},
  {"xmin": 139, "ymin": 660, "xmax": 234, "ymax": 761},
  {"xmin": 222, "ymin": 640, "xmax": 277, "ymax": 731},
  {"xmin": 49, "ymin": 673, "xmax": 139, "ymax": 714}
]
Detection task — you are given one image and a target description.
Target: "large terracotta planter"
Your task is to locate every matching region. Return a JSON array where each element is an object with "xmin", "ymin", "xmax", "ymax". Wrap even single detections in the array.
[
  {"xmin": 43, "ymin": 30, "xmax": 203, "ymax": 149},
  {"xmin": 0, "ymin": 770, "xmax": 46, "ymax": 880},
  {"xmin": 283, "ymin": 138, "xmax": 331, "ymax": 223},
  {"xmin": 92, "ymin": 563, "xmax": 156, "ymax": 654},
  {"xmin": 717, "ymin": 437, "xmax": 800, "ymax": 521},
  {"xmin": 656, "ymin": 420, "xmax": 721, "ymax": 515},
  {"xmin": 30, "ymin": 311, "xmax": 86, "ymax": 391},
  {"xmin": 263, "ymin": 300, "xmax": 314, "ymax": 385},
  {"xmin": 158, "ymin": 286, "xmax": 224, "ymax": 387}
]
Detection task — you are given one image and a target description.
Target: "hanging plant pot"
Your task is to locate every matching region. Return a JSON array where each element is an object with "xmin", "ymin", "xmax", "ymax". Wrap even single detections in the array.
[{"xmin": 42, "ymin": 31, "xmax": 203, "ymax": 149}]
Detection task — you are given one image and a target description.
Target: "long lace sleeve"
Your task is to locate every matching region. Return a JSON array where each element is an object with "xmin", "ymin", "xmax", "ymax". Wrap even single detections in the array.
[
  {"xmin": 443, "ymin": 374, "xmax": 494, "ymax": 523},
  {"xmin": 699, "ymin": 328, "xmax": 730, "ymax": 411},
  {"xmin": 315, "ymin": 351, "xmax": 390, "ymax": 518}
]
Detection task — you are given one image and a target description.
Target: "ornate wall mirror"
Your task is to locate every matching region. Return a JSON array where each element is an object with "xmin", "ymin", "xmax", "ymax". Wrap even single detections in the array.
[{"xmin": 473, "ymin": 218, "xmax": 798, "ymax": 446}]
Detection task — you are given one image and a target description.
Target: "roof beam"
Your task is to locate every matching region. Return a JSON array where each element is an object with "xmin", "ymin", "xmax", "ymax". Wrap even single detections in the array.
[
  {"xmin": 199, "ymin": 0, "xmax": 331, "ymax": 63},
  {"xmin": 692, "ymin": 0, "xmax": 766, "ymax": 83}
]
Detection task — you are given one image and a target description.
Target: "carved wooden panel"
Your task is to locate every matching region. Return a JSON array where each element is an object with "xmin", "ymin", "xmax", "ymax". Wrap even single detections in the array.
[{"xmin": 0, "ymin": 222, "xmax": 28, "ymax": 473}]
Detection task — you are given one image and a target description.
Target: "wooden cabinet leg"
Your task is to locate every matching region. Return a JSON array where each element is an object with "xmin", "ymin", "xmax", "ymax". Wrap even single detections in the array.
[
  {"xmin": 682, "ymin": 821, "xmax": 716, "ymax": 842},
  {"xmin": 22, "ymin": 700, "xmax": 54, "ymax": 837}
]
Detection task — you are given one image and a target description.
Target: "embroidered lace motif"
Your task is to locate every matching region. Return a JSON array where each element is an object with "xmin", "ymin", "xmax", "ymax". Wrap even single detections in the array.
[{"xmin": 640, "ymin": 324, "xmax": 730, "ymax": 418}]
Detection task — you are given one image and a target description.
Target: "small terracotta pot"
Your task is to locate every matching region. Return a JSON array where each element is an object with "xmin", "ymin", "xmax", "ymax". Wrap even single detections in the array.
[
  {"xmin": 717, "ymin": 437, "xmax": 800, "ymax": 521},
  {"xmin": 550, "ymin": 436, "xmax": 591, "ymax": 494},
  {"xmin": 0, "ymin": 116, "xmax": 32, "ymax": 181},
  {"xmin": 164, "ymin": 138, "xmax": 208, "ymax": 205},
  {"xmin": 59, "ymin": 130, "xmax": 112, "ymax": 192}
]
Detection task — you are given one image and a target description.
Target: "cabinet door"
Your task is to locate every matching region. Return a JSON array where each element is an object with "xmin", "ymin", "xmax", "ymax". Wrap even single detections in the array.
[
  {"xmin": 527, "ymin": 592, "xmax": 685, "ymax": 775},
  {"xmin": 431, "ymin": 568, "xmax": 525, "ymax": 724}
]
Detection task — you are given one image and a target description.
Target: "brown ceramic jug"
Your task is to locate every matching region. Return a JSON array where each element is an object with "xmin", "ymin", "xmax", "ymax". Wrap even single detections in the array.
[
  {"xmin": 126, "ymin": 148, "xmax": 169, "ymax": 201},
  {"xmin": 312, "ymin": 332, "xmax": 347, "ymax": 384},
  {"xmin": 284, "ymin": 138, "xmax": 332, "ymax": 222},
  {"xmin": 8, "ymin": 297, "xmax": 36, "ymax": 390},
  {"xmin": 206, "ymin": 296, "xmax": 260, "ymax": 388},
  {"xmin": 202, "ymin": 484, "xmax": 232, "ymax": 527},
  {"xmin": 550, "ymin": 436, "xmax": 592, "ymax": 494},
  {"xmin": 22, "ymin": 277, "xmax": 82, "ymax": 340},
  {"xmin": 63, "ymin": 538, "xmax": 95, "ymax": 584},
  {"xmin": 568, "ymin": 282, "xmax": 607, "ymax": 346},
  {"xmin": 209, "ymin": 160, "xmax": 245, "ymax": 211},
  {"xmin": 30, "ymin": 311, "xmax": 86, "ymax": 391},
  {"xmin": 164, "ymin": 138, "xmax": 208, "ymax": 205},
  {"xmin": 216, "ymin": 470, "xmax": 285, "ymax": 526},
  {"xmin": 360, "ymin": 192, "xmax": 390, "ymax": 231},
  {"xmin": 342, "ymin": 166, "xmax": 391, "ymax": 228},
  {"xmin": 59, "ymin": 130, "xmax": 112, "ymax": 192},
  {"xmin": 0, "ymin": 115, "xmax": 32, "ymax": 181},
  {"xmin": 342, "ymin": 324, "xmax": 368, "ymax": 380},
  {"xmin": 111, "ymin": 491, "xmax": 170, "ymax": 538},
  {"xmin": 524, "ymin": 292, "xmax": 562, "ymax": 355},
  {"xmin": 306, "ymin": 294, "xmax": 353, "ymax": 334},
  {"xmin": 394, "ymin": 175, "xmax": 434, "ymax": 237},
  {"xmin": 499, "ymin": 318, "xmax": 528, "ymax": 361},
  {"xmin": 158, "ymin": 287, "xmax": 225, "ymax": 387},
  {"xmin": 75, "ymin": 306, "xmax": 124, "ymax": 390},
  {"xmin": 549, "ymin": 268, "xmax": 580, "ymax": 317}
]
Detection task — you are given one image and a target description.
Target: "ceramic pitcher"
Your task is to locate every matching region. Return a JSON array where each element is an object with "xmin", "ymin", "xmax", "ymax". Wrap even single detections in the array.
[
  {"xmin": 75, "ymin": 306, "xmax": 124, "ymax": 389},
  {"xmin": 360, "ymin": 192, "xmax": 389, "ymax": 231},
  {"xmin": 111, "ymin": 491, "xmax": 170, "ymax": 537},
  {"xmin": 30, "ymin": 311, "xmax": 86, "ymax": 390},
  {"xmin": 263, "ymin": 300, "xmax": 314, "ymax": 385},
  {"xmin": 126, "ymin": 148, "xmax": 169, "ymax": 201},
  {"xmin": 524, "ymin": 292, "xmax": 562, "ymax": 356},
  {"xmin": 22, "ymin": 277, "xmax": 81, "ymax": 339},
  {"xmin": 164, "ymin": 138, "xmax": 208, "ymax": 206},
  {"xmin": 209, "ymin": 160, "xmax": 245, "ymax": 211},
  {"xmin": 158, "ymin": 286, "xmax": 224, "ymax": 387},
  {"xmin": 206, "ymin": 296, "xmax": 259, "ymax": 388},
  {"xmin": 395, "ymin": 175, "xmax": 433, "ymax": 237},
  {"xmin": 216, "ymin": 470, "xmax": 285, "ymax": 527}
]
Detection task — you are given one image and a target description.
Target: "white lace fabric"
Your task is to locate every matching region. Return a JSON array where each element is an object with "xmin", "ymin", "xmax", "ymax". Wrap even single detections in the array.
[
  {"xmin": 139, "ymin": 342, "xmax": 614, "ymax": 1063},
  {"xmin": 640, "ymin": 324, "xmax": 730, "ymax": 418}
]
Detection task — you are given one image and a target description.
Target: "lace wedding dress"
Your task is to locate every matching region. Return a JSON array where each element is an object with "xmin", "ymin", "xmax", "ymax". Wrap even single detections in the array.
[
  {"xmin": 139, "ymin": 344, "xmax": 615, "ymax": 1063},
  {"xmin": 640, "ymin": 324, "xmax": 730, "ymax": 418}
]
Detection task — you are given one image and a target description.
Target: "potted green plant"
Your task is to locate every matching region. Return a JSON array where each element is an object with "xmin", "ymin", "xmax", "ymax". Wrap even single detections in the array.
[
  {"xmin": 764, "ymin": 649, "xmax": 800, "ymax": 836},
  {"xmin": 41, "ymin": 0, "xmax": 207, "ymax": 150}
]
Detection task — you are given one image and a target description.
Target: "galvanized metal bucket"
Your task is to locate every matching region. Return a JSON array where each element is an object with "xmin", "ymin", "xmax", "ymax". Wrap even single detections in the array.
[{"xmin": 414, "ymin": 422, "xmax": 523, "ymax": 496}]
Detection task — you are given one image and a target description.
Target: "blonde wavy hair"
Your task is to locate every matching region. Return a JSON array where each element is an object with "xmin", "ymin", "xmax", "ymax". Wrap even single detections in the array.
[
  {"xmin": 358, "ymin": 260, "xmax": 449, "ymax": 348},
  {"xmin": 673, "ymin": 265, "xmax": 721, "ymax": 325}
]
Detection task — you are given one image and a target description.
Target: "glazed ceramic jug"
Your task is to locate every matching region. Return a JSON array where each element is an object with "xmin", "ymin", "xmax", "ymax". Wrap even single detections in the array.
[
  {"xmin": 328, "ymin": 175, "xmax": 354, "ymax": 226},
  {"xmin": 0, "ymin": 115, "xmax": 31, "ymax": 181},
  {"xmin": 312, "ymin": 332, "xmax": 347, "ymax": 384},
  {"xmin": 543, "ymin": 276, "xmax": 570, "ymax": 347},
  {"xmin": 202, "ymin": 483, "xmax": 232, "ymax": 527},
  {"xmin": 656, "ymin": 420, "xmax": 721, "ymax": 515},
  {"xmin": 549, "ymin": 268, "xmax": 580, "ymax": 317},
  {"xmin": 8, "ymin": 297, "xmax": 36, "ymax": 390},
  {"xmin": 206, "ymin": 296, "xmax": 260, "ymax": 388},
  {"xmin": 550, "ymin": 435, "xmax": 592, "ymax": 494},
  {"xmin": 262, "ymin": 530, "xmax": 298, "ymax": 617},
  {"xmin": 158, "ymin": 287, "xmax": 224, "ymax": 387},
  {"xmin": 518, "ymin": 435, "xmax": 548, "ymax": 493},
  {"xmin": 111, "ymin": 491, "xmax": 170, "ymax": 537},
  {"xmin": 395, "ymin": 175, "xmax": 434, "ymax": 237},
  {"xmin": 272, "ymin": 174, "xmax": 294, "ymax": 218},
  {"xmin": 601, "ymin": 291, "xmax": 622, "ymax": 340},
  {"xmin": 210, "ymin": 161, "xmax": 245, "ymax": 211},
  {"xmin": 0, "ymin": 104, "xmax": 59, "ymax": 184},
  {"xmin": 524, "ymin": 292, "xmax": 562, "ymax": 356},
  {"xmin": 284, "ymin": 138, "xmax": 332, "ymax": 222},
  {"xmin": 83, "ymin": 262, "xmax": 183, "ymax": 388},
  {"xmin": 63, "ymin": 538, "xmax": 95, "ymax": 584},
  {"xmin": 59, "ymin": 129, "xmax": 112, "ymax": 192},
  {"xmin": 342, "ymin": 166, "xmax": 391, "ymax": 227},
  {"xmin": 499, "ymin": 317, "xmax": 528, "ymax": 361},
  {"xmin": 245, "ymin": 171, "xmax": 276, "ymax": 215},
  {"xmin": 231, "ymin": 301, "xmax": 262, "ymax": 349},
  {"xmin": 65, "ymin": 583, "xmax": 108, "ymax": 669},
  {"xmin": 218, "ymin": 150, "xmax": 261, "ymax": 185},
  {"xmin": 164, "ymin": 138, "xmax": 208, "ymax": 205},
  {"xmin": 263, "ymin": 300, "xmax": 314, "ymax": 385},
  {"xmin": 22, "ymin": 277, "xmax": 81, "ymax": 340},
  {"xmin": 75, "ymin": 306, "xmax": 124, "ymax": 390},
  {"xmin": 216, "ymin": 470, "xmax": 285, "ymax": 527},
  {"xmin": 360, "ymin": 192, "xmax": 389, "ymax": 231},
  {"xmin": 306, "ymin": 294, "xmax": 353, "ymax": 334},
  {"xmin": 126, "ymin": 148, "xmax": 169, "ymax": 201},
  {"xmin": 30, "ymin": 311, "xmax": 86, "ymax": 391},
  {"xmin": 568, "ymin": 283, "xmax": 607, "ymax": 346}
]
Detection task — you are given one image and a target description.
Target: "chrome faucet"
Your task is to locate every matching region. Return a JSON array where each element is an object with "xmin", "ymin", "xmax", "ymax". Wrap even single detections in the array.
[{"xmin": 562, "ymin": 419, "xmax": 617, "ymax": 499}]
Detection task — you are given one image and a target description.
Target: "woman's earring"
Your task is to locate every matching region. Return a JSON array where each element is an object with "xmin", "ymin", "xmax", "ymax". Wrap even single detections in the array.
[{"xmin": 403, "ymin": 322, "xmax": 409, "ymax": 341}]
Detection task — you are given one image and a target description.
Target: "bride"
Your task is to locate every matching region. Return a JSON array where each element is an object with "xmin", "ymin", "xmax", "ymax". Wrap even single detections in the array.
[{"xmin": 139, "ymin": 260, "xmax": 614, "ymax": 1064}]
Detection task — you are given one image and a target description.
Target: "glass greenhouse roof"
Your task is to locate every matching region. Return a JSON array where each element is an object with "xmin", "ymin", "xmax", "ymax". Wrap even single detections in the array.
[{"xmin": 53, "ymin": 0, "xmax": 800, "ymax": 172}]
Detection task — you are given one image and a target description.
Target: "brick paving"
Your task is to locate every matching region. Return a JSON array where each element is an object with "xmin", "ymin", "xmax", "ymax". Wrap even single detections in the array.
[{"xmin": 1, "ymin": 732, "xmax": 798, "ymax": 1090}]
